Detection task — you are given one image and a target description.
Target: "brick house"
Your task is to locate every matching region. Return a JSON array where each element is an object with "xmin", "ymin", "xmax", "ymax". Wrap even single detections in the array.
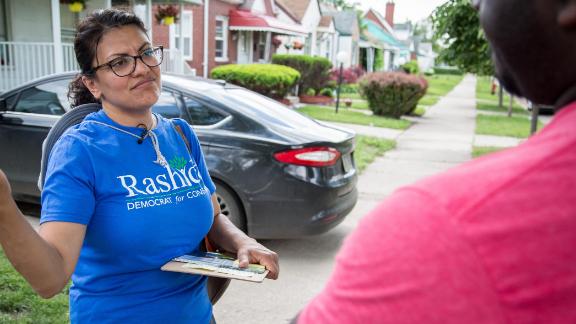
[{"xmin": 151, "ymin": 0, "xmax": 306, "ymax": 78}]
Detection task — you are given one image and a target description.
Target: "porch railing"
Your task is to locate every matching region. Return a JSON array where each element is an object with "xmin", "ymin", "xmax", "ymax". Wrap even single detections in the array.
[
  {"xmin": 161, "ymin": 48, "xmax": 196, "ymax": 77},
  {"xmin": 0, "ymin": 42, "xmax": 195, "ymax": 93},
  {"xmin": 0, "ymin": 42, "xmax": 78, "ymax": 92}
]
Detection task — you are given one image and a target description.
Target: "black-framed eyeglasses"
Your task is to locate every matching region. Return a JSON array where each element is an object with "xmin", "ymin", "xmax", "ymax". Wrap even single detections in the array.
[{"xmin": 91, "ymin": 46, "xmax": 164, "ymax": 77}]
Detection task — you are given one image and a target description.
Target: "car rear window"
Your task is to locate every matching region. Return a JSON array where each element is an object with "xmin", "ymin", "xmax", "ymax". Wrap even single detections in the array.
[{"xmin": 211, "ymin": 88, "xmax": 320, "ymax": 129}]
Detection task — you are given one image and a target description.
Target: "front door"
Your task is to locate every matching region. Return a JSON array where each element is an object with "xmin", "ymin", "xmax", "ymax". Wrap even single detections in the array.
[{"xmin": 237, "ymin": 31, "xmax": 252, "ymax": 64}]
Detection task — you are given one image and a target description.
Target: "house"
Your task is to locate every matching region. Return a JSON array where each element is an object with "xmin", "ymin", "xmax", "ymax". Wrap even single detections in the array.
[
  {"xmin": 322, "ymin": 9, "xmax": 360, "ymax": 68},
  {"xmin": 151, "ymin": 0, "xmax": 307, "ymax": 77},
  {"xmin": 0, "ymin": 0, "xmax": 102, "ymax": 91},
  {"xmin": 362, "ymin": 4, "xmax": 412, "ymax": 71},
  {"xmin": 0, "ymin": 0, "xmax": 205, "ymax": 92},
  {"xmin": 0, "ymin": 0, "xmax": 308, "ymax": 92},
  {"xmin": 274, "ymin": 0, "xmax": 335, "ymax": 61},
  {"xmin": 394, "ymin": 19, "xmax": 436, "ymax": 72},
  {"xmin": 315, "ymin": 15, "xmax": 336, "ymax": 62}
]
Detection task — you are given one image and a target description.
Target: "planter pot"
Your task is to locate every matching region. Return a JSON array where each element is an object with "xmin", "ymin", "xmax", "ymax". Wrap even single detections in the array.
[
  {"xmin": 299, "ymin": 95, "xmax": 333, "ymax": 105},
  {"xmin": 163, "ymin": 16, "xmax": 175, "ymax": 25},
  {"xmin": 68, "ymin": 2, "xmax": 84, "ymax": 12},
  {"xmin": 276, "ymin": 98, "xmax": 291, "ymax": 106}
]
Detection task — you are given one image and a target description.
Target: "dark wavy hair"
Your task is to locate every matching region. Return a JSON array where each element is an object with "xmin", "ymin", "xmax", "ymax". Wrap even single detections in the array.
[{"xmin": 68, "ymin": 9, "xmax": 147, "ymax": 107}]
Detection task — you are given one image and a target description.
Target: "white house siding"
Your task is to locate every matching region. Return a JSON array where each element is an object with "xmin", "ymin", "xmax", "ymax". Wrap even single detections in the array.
[
  {"xmin": 9, "ymin": 0, "xmax": 52, "ymax": 42},
  {"xmin": 395, "ymin": 29, "xmax": 411, "ymax": 42},
  {"xmin": 316, "ymin": 21, "xmax": 335, "ymax": 63},
  {"xmin": 299, "ymin": 1, "xmax": 320, "ymax": 56},
  {"xmin": 274, "ymin": 9, "xmax": 300, "ymax": 55},
  {"xmin": 337, "ymin": 36, "xmax": 354, "ymax": 68},
  {"xmin": 252, "ymin": 0, "xmax": 267, "ymax": 14},
  {"xmin": 0, "ymin": 1, "xmax": 6, "ymax": 41}
]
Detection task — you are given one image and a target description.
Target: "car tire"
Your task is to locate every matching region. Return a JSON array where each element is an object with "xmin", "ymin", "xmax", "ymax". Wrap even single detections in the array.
[{"xmin": 215, "ymin": 182, "xmax": 246, "ymax": 233}]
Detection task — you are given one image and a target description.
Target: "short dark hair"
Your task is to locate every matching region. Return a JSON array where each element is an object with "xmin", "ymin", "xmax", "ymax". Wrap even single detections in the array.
[{"xmin": 68, "ymin": 9, "xmax": 148, "ymax": 107}]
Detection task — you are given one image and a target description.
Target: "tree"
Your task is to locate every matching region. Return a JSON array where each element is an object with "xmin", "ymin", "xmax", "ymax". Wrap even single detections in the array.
[
  {"xmin": 320, "ymin": 0, "xmax": 354, "ymax": 11},
  {"xmin": 431, "ymin": 0, "xmax": 493, "ymax": 75}
]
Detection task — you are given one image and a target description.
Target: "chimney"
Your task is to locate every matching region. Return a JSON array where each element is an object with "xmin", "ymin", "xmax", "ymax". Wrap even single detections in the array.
[{"xmin": 385, "ymin": 1, "xmax": 395, "ymax": 27}]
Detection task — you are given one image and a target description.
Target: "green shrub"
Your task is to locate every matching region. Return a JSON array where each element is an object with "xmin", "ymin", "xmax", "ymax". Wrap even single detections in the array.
[
  {"xmin": 405, "ymin": 77, "xmax": 429, "ymax": 115},
  {"xmin": 359, "ymin": 72, "xmax": 428, "ymax": 118},
  {"xmin": 340, "ymin": 83, "xmax": 359, "ymax": 94},
  {"xmin": 374, "ymin": 49, "xmax": 384, "ymax": 71},
  {"xmin": 305, "ymin": 88, "xmax": 316, "ymax": 96},
  {"xmin": 211, "ymin": 64, "xmax": 300, "ymax": 99},
  {"xmin": 319, "ymin": 88, "xmax": 333, "ymax": 97},
  {"xmin": 401, "ymin": 60, "xmax": 420, "ymax": 74},
  {"xmin": 272, "ymin": 54, "xmax": 332, "ymax": 96},
  {"xmin": 433, "ymin": 66, "xmax": 464, "ymax": 75}
]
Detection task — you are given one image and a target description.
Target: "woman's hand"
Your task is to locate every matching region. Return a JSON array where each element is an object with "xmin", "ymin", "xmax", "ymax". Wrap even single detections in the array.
[{"xmin": 236, "ymin": 239, "xmax": 279, "ymax": 280}]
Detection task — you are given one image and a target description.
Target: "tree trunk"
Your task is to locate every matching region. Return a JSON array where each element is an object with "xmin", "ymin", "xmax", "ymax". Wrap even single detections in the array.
[
  {"xmin": 530, "ymin": 103, "xmax": 540, "ymax": 135},
  {"xmin": 498, "ymin": 85, "xmax": 504, "ymax": 108}
]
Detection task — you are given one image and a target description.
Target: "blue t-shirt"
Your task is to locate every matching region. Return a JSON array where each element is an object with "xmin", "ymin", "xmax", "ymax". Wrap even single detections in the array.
[{"xmin": 40, "ymin": 110, "xmax": 216, "ymax": 323}]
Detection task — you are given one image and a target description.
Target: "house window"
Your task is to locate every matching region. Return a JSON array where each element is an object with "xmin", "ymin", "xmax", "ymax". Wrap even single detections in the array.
[
  {"xmin": 215, "ymin": 16, "xmax": 228, "ymax": 61},
  {"xmin": 174, "ymin": 11, "xmax": 193, "ymax": 59},
  {"xmin": 257, "ymin": 32, "xmax": 267, "ymax": 61},
  {"xmin": 325, "ymin": 38, "xmax": 331, "ymax": 59}
]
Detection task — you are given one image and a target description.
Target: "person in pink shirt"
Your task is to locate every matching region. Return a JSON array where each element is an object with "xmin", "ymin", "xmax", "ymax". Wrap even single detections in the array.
[{"xmin": 297, "ymin": 0, "xmax": 576, "ymax": 323}]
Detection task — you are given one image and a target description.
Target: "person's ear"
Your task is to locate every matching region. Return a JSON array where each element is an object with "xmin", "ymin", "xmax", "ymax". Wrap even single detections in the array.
[
  {"xmin": 558, "ymin": 0, "xmax": 576, "ymax": 28},
  {"xmin": 82, "ymin": 76, "xmax": 102, "ymax": 100}
]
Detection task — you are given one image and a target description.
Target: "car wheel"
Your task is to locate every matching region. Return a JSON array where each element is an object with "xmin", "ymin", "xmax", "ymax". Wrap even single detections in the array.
[{"xmin": 215, "ymin": 182, "xmax": 246, "ymax": 232}]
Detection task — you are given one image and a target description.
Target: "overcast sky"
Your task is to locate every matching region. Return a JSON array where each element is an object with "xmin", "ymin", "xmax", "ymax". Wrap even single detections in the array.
[{"xmin": 355, "ymin": 0, "xmax": 449, "ymax": 23}]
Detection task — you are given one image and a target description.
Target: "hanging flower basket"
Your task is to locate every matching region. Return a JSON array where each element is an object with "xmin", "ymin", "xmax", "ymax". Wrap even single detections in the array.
[
  {"xmin": 292, "ymin": 40, "xmax": 304, "ymax": 50},
  {"xmin": 60, "ymin": 0, "xmax": 85, "ymax": 13},
  {"xmin": 155, "ymin": 5, "xmax": 180, "ymax": 25}
]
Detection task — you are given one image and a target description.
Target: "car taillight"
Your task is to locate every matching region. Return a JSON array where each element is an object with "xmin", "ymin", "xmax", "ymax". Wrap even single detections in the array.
[{"xmin": 274, "ymin": 147, "xmax": 341, "ymax": 167}]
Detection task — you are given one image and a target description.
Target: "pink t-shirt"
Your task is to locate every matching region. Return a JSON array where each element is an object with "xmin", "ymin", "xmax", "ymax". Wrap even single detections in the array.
[{"xmin": 299, "ymin": 102, "xmax": 576, "ymax": 324}]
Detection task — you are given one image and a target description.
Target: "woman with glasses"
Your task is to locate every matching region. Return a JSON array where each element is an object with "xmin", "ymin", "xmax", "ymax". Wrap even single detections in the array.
[{"xmin": 0, "ymin": 8, "xmax": 278, "ymax": 323}]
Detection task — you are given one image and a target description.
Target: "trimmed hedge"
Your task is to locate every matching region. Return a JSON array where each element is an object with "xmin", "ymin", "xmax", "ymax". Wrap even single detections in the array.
[
  {"xmin": 359, "ymin": 72, "xmax": 428, "ymax": 119},
  {"xmin": 211, "ymin": 64, "xmax": 300, "ymax": 98},
  {"xmin": 272, "ymin": 54, "xmax": 332, "ymax": 96}
]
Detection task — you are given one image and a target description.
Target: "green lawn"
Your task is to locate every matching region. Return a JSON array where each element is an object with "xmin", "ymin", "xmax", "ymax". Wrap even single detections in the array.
[
  {"xmin": 350, "ymin": 101, "xmax": 369, "ymax": 110},
  {"xmin": 298, "ymin": 105, "xmax": 412, "ymax": 130},
  {"xmin": 426, "ymin": 74, "xmax": 464, "ymax": 97},
  {"xmin": 476, "ymin": 76, "xmax": 513, "ymax": 103},
  {"xmin": 477, "ymin": 101, "xmax": 528, "ymax": 116},
  {"xmin": 472, "ymin": 146, "xmax": 505, "ymax": 158},
  {"xmin": 476, "ymin": 114, "xmax": 542, "ymax": 138},
  {"xmin": 412, "ymin": 106, "xmax": 426, "ymax": 117},
  {"xmin": 0, "ymin": 249, "xmax": 70, "ymax": 323},
  {"xmin": 354, "ymin": 135, "xmax": 396, "ymax": 173},
  {"xmin": 419, "ymin": 95, "xmax": 441, "ymax": 107},
  {"xmin": 339, "ymin": 92, "xmax": 363, "ymax": 100}
]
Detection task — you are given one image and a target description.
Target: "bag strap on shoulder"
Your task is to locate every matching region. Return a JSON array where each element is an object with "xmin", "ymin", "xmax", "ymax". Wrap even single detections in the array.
[
  {"xmin": 172, "ymin": 119, "xmax": 192, "ymax": 154},
  {"xmin": 38, "ymin": 103, "xmax": 102, "ymax": 191}
]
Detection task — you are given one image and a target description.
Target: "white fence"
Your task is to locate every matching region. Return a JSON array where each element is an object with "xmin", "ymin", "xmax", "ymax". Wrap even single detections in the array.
[
  {"xmin": 0, "ymin": 42, "xmax": 78, "ymax": 92},
  {"xmin": 0, "ymin": 43, "xmax": 195, "ymax": 92}
]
